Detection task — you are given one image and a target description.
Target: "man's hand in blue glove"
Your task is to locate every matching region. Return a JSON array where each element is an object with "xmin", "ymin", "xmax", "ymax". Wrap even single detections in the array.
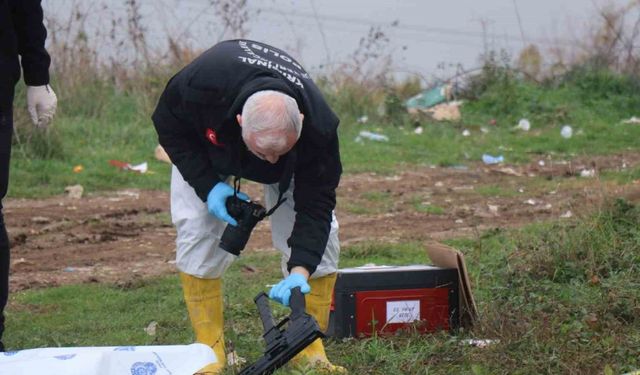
[
  {"xmin": 207, "ymin": 182, "xmax": 250, "ymax": 226},
  {"xmin": 269, "ymin": 270, "xmax": 311, "ymax": 307}
]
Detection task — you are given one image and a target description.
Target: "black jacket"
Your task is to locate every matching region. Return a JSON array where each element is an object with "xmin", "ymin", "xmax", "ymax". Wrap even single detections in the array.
[
  {"xmin": 0, "ymin": 0, "xmax": 50, "ymax": 104},
  {"xmin": 152, "ymin": 40, "xmax": 342, "ymax": 274}
]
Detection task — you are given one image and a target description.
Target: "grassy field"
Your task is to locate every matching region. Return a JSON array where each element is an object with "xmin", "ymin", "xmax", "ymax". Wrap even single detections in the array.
[
  {"xmin": 6, "ymin": 68, "xmax": 640, "ymax": 197},
  {"xmin": 4, "ymin": 66, "xmax": 640, "ymax": 374},
  {"xmin": 6, "ymin": 200, "xmax": 640, "ymax": 374}
]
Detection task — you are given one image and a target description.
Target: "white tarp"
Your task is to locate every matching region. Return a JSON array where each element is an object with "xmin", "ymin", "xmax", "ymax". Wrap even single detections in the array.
[{"xmin": 0, "ymin": 343, "xmax": 217, "ymax": 375}]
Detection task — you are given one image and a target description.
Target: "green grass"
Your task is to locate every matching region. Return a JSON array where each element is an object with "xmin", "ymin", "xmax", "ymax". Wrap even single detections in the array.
[
  {"xmin": 7, "ymin": 69, "xmax": 640, "ymax": 197},
  {"xmin": 6, "ymin": 200, "xmax": 640, "ymax": 374}
]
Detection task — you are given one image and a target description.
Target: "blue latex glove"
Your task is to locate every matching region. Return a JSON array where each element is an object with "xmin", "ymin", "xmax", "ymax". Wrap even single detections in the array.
[
  {"xmin": 207, "ymin": 182, "xmax": 250, "ymax": 226},
  {"xmin": 269, "ymin": 273, "xmax": 311, "ymax": 307}
]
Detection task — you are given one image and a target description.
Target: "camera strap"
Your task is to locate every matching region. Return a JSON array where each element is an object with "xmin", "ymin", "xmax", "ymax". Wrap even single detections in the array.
[{"xmin": 233, "ymin": 147, "xmax": 296, "ymax": 217}]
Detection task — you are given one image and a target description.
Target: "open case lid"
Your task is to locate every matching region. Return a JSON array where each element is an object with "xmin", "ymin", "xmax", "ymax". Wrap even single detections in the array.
[{"xmin": 425, "ymin": 241, "xmax": 478, "ymax": 328}]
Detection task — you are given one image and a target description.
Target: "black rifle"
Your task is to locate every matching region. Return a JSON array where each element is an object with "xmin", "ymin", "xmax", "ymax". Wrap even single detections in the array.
[{"xmin": 239, "ymin": 287, "xmax": 324, "ymax": 375}]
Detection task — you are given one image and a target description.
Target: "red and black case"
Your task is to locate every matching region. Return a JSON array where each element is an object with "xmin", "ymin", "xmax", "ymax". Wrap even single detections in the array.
[{"xmin": 327, "ymin": 265, "xmax": 459, "ymax": 337}]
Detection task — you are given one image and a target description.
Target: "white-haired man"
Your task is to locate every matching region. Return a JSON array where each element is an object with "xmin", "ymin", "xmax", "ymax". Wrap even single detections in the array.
[{"xmin": 152, "ymin": 40, "xmax": 343, "ymax": 373}]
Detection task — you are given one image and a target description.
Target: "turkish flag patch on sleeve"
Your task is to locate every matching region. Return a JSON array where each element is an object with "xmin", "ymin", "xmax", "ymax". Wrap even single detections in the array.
[{"xmin": 205, "ymin": 128, "xmax": 224, "ymax": 147}]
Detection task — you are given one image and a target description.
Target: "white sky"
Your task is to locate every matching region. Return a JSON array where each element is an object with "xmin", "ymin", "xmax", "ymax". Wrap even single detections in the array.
[{"xmin": 43, "ymin": 0, "xmax": 635, "ymax": 82}]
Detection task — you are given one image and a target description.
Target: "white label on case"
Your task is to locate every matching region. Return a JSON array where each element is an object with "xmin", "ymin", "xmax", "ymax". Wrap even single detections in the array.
[{"xmin": 386, "ymin": 300, "xmax": 420, "ymax": 323}]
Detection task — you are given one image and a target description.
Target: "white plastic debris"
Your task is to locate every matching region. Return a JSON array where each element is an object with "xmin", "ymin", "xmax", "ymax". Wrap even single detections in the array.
[
  {"xmin": 538, "ymin": 160, "xmax": 546, "ymax": 167},
  {"xmin": 129, "ymin": 162, "xmax": 148, "ymax": 173},
  {"xmin": 357, "ymin": 131, "xmax": 389, "ymax": 142},
  {"xmin": 622, "ymin": 116, "xmax": 640, "ymax": 124},
  {"xmin": 227, "ymin": 351, "xmax": 247, "ymax": 366},
  {"xmin": 64, "ymin": 184, "xmax": 84, "ymax": 199},
  {"xmin": 560, "ymin": 125, "xmax": 573, "ymax": 139},
  {"xmin": 580, "ymin": 169, "xmax": 596, "ymax": 178},
  {"xmin": 357, "ymin": 115, "xmax": 369, "ymax": 124},
  {"xmin": 482, "ymin": 154, "xmax": 504, "ymax": 165},
  {"xmin": 461, "ymin": 339, "xmax": 500, "ymax": 348},
  {"xmin": 517, "ymin": 118, "xmax": 530, "ymax": 131},
  {"xmin": 462, "ymin": 129, "xmax": 471, "ymax": 137},
  {"xmin": 560, "ymin": 210, "xmax": 573, "ymax": 218},
  {"xmin": 524, "ymin": 199, "xmax": 537, "ymax": 205},
  {"xmin": 414, "ymin": 126, "xmax": 423, "ymax": 135}
]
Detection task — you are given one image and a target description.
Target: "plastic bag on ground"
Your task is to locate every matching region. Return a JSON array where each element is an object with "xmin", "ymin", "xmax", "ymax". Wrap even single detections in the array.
[
  {"xmin": 0, "ymin": 343, "xmax": 217, "ymax": 375},
  {"xmin": 405, "ymin": 84, "xmax": 452, "ymax": 112}
]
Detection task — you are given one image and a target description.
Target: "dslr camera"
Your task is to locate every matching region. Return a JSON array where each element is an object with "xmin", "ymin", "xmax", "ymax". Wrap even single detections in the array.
[{"xmin": 219, "ymin": 196, "xmax": 267, "ymax": 256}]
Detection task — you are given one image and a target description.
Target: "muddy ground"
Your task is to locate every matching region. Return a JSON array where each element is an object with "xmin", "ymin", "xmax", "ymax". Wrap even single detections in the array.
[{"xmin": 5, "ymin": 153, "xmax": 640, "ymax": 292}]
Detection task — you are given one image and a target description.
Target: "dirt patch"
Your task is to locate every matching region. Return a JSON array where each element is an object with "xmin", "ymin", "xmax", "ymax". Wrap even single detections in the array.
[{"xmin": 5, "ymin": 153, "xmax": 640, "ymax": 292}]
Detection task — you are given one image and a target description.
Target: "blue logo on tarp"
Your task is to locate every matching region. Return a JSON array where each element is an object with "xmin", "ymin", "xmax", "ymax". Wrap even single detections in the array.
[
  {"xmin": 3, "ymin": 351, "xmax": 18, "ymax": 356},
  {"xmin": 54, "ymin": 354, "xmax": 76, "ymax": 360},
  {"xmin": 131, "ymin": 362, "xmax": 157, "ymax": 375},
  {"xmin": 115, "ymin": 346, "xmax": 136, "ymax": 351}
]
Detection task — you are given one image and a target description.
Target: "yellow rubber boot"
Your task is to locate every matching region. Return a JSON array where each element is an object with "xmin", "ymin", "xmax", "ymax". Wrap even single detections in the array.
[
  {"xmin": 180, "ymin": 273, "xmax": 226, "ymax": 374},
  {"xmin": 292, "ymin": 273, "xmax": 346, "ymax": 373}
]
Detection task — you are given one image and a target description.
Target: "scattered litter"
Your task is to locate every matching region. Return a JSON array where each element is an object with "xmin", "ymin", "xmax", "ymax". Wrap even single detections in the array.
[
  {"xmin": 414, "ymin": 126, "xmax": 423, "ymax": 135},
  {"xmin": 73, "ymin": 165, "xmax": 84, "ymax": 173},
  {"xmin": 488, "ymin": 119, "xmax": 497, "ymax": 126},
  {"xmin": 452, "ymin": 185, "xmax": 474, "ymax": 191},
  {"xmin": 405, "ymin": 84, "xmax": 451, "ymax": 112},
  {"xmin": 64, "ymin": 184, "xmax": 84, "ymax": 199},
  {"xmin": 462, "ymin": 129, "xmax": 470, "ymax": 137},
  {"xmin": 580, "ymin": 169, "xmax": 596, "ymax": 178},
  {"xmin": 516, "ymin": 118, "xmax": 530, "ymax": 131},
  {"xmin": 488, "ymin": 205, "xmax": 499, "ymax": 214},
  {"xmin": 63, "ymin": 267, "xmax": 76, "ymax": 272},
  {"xmin": 560, "ymin": 210, "xmax": 573, "ymax": 218},
  {"xmin": 461, "ymin": 339, "xmax": 500, "ymax": 348},
  {"xmin": 518, "ymin": 188, "xmax": 525, "ymax": 193},
  {"xmin": 109, "ymin": 160, "xmax": 148, "ymax": 173},
  {"xmin": 116, "ymin": 190, "xmax": 140, "ymax": 199},
  {"xmin": 427, "ymin": 101, "xmax": 462, "ymax": 121},
  {"xmin": 227, "ymin": 351, "xmax": 247, "ymax": 367},
  {"xmin": 12, "ymin": 258, "xmax": 34, "ymax": 268},
  {"xmin": 154, "ymin": 144, "xmax": 171, "ymax": 164},
  {"xmin": 482, "ymin": 154, "xmax": 504, "ymax": 165},
  {"xmin": 622, "ymin": 116, "xmax": 640, "ymax": 124},
  {"xmin": 455, "ymin": 219, "xmax": 464, "ymax": 224},
  {"xmin": 524, "ymin": 199, "xmax": 537, "ymax": 205},
  {"xmin": 495, "ymin": 167, "xmax": 522, "ymax": 177},
  {"xmin": 451, "ymin": 165, "xmax": 469, "ymax": 170},
  {"xmin": 480, "ymin": 127, "xmax": 489, "ymax": 134},
  {"xmin": 144, "ymin": 321, "xmax": 158, "ymax": 336},
  {"xmin": 538, "ymin": 160, "xmax": 546, "ymax": 167},
  {"xmin": 357, "ymin": 115, "xmax": 369, "ymax": 124},
  {"xmin": 356, "ymin": 131, "xmax": 389, "ymax": 142},
  {"xmin": 31, "ymin": 216, "xmax": 51, "ymax": 224},
  {"xmin": 560, "ymin": 125, "xmax": 573, "ymax": 139},
  {"xmin": 434, "ymin": 181, "xmax": 444, "ymax": 187}
]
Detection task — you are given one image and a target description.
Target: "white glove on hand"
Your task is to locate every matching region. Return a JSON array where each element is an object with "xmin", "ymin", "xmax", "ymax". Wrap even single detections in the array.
[{"xmin": 27, "ymin": 85, "xmax": 58, "ymax": 128}]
